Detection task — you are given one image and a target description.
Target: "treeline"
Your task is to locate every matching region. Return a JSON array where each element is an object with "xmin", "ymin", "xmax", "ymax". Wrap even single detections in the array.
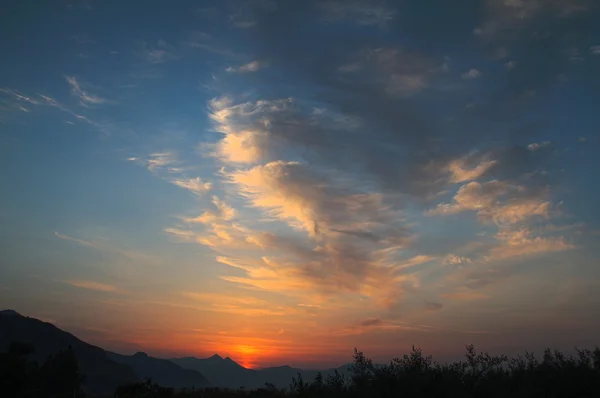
[
  {"xmin": 3, "ymin": 341, "xmax": 600, "ymax": 397},
  {"xmin": 117, "ymin": 346, "xmax": 600, "ymax": 398},
  {"xmin": 0, "ymin": 341, "xmax": 85, "ymax": 397}
]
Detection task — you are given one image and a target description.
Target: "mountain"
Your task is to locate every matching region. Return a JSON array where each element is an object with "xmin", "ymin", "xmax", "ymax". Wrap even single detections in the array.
[
  {"xmin": 171, "ymin": 355, "xmax": 353, "ymax": 390},
  {"xmin": 1, "ymin": 310, "xmax": 352, "ymax": 392},
  {"xmin": 0, "ymin": 310, "xmax": 138, "ymax": 395},
  {"xmin": 107, "ymin": 351, "xmax": 210, "ymax": 388},
  {"xmin": 171, "ymin": 354, "xmax": 258, "ymax": 389}
]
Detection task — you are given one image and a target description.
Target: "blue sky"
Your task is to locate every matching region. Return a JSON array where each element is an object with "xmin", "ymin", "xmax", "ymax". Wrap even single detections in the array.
[{"xmin": 1, "ymin": 0, "xmax": 600, "ymax": 368}]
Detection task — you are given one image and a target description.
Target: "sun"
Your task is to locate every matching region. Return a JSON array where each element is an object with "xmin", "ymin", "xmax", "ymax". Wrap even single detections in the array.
[{"xmin": 233, "ymin": 345, "xmax": 260, "ymax": 368}]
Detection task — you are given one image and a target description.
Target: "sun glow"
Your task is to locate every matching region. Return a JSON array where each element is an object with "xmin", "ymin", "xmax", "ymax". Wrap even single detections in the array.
[{"xmin": 232, "ymin": 345, "xmax": 261, "ymax": 368}]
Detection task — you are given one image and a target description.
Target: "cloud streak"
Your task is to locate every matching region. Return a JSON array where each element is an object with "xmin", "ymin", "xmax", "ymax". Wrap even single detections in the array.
[
  {"xmin": 65, "ymin": 76, "xmax": 108, "ymax": 105},
  {"xmin": 65, "ymin": 280, "xmax": 121, "ymax": 293}
]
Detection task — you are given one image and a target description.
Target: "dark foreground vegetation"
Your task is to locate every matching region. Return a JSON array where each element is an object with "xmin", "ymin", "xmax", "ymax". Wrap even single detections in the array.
[{"xmin": 3, "ymin": 341, "xmax": 600, "ymax": 398}]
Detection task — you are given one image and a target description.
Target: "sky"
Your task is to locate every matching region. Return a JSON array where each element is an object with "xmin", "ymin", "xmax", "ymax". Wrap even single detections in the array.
[{"xmin": 1, "ymin": 0, "xmax": 600, "ymax": 369}]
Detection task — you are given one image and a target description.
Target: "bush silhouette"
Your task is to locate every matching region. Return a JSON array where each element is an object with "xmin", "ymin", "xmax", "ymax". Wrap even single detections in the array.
[
  {"xmin": 1, "ymin": 342, "xmax": 85, "ymax": 398},
  {"xmin": 3, "ymin": 340, "xmax": 600, "ymax": 397}
]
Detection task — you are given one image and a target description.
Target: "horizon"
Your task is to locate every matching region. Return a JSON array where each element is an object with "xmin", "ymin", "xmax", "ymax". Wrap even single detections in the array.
[
  {"xmin": 1, "ymin": 0, "xmax": 600, "ymax": 370},
  {"xmin": 5, "ymin": 308, "xmax": 599, "ymax": 372}
]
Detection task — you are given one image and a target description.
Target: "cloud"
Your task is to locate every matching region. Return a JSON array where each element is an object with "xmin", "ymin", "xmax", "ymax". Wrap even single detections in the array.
[
  {"xmin": 54, "ymin": 232, "xmax": 156, "ymax": 264},
  {"xmin": 591, "ymin": 45, "xmax": 600, "ymax": 55},
  {"xmin": 462, "ymin": 68, "xmax": 482, "ymax": 80},
  {"xmin": 442, "ymin": 288, "xmax": 487, "ymax": 301},
  {"xmin": 145, "ymin": 152, "xmax": 178, "ymax": 172},
  {"xmin": 181, "ymin": 291, "xmax": 300, "ymax": 316},
  {"xmin": 152, "ymin": 1, "xmax": 590, "ymax": 320},
  {"xmin": 191, "ymin": 46, "xmax": 575, "ymax": 307},
  {"xmin": 226, "ymin": 60, "xmax": 265, "ymax": 73},
  {"xmin": 0, "ymin": 88, "xmax": 43, "ymax": 106},
  {"xmin": 429, "ymin": 180, "xmax": 552, "ymax": 226},
  {"xmin": 54, "ymin": 231, "xmax": 97, "ymax": 248},
  {"xmin": 446, "ymin": 156, "xmax": 497, "ymax": 183},
  {"xmin": 183, "ymin": 196, "xmax": 237, "ymax": 224},
  {"xmin": 227, "ymin": 161, "xmax": 408, "ymax": 242},
  {"xmin": 206, "ymin": 96, "xmax": 290, "ymax": 164},
  {"xmin": 171, "ymin": 177, "xmax": 213, "ymax": 195},
  {"xmin": 0, "ymin": 88, "xmax": 102, "ymax": 129},
  {"xmin": 65, "ymin": 76, "xmax": 107, "ymax": 105},
  {"xmin": 320, "ymin": 0, "xmax": 397, "ymax": 26},
  {"xmin": 343, "ymin": 47, "xmax": 437, "ymax": 96},
  {"xmin": 137, "ymin": 40, "xmax": 178, "ymax": 64},
  {"xmin": 185, "ymin": 32, "xmax": 235, "ymax": 56},
  {"xmin": 169, "ymin": 158, "xmax": 424, "ymax": 304},
  {"xmin": 227, "ymin": 0, "xmax": 278, "ymax": 29},
  {"xmin": 443, "ymin": 254, "xmax": 472, "ymax": 266},
  {"xmin": 337, "ymin": 318, "xmax": 434, "ymax": 336},
  {"xmin": 164, "ymin": 228, "xmax": 197, "ymax": 242},
  {"xmin": 476, "ymin": 0, "xmax": 589, "ymax": 38},
  {"xmin": 65, "ymin": 280, "xmax": 120, "ymax": 293},
  {"xmin": 424, "ymin": 301, "xmax": 444, "ymax": 311},
  {"xmin": 205, "ymin": 92, "xmax": 446, "ymax": 198},
  {"xmin": 485, "ymin": 228, "xmax": 575, "ymax": 261},
  {"xmin": 527, "ymin": 141, "xmax": 551, "ymax": 151}
]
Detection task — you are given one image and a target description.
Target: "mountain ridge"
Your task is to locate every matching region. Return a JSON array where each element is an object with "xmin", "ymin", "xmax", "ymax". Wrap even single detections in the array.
[
  {"xmin": 106, "ymin": 351, "xmax": 209, "ymax": 389},
  {"xmin": 0, "ymin": 311, "xmax": 139, "ymax": 395},
  {"xmin": 1, "ymin": 310, "xmax": 352, "ymax": 391}
]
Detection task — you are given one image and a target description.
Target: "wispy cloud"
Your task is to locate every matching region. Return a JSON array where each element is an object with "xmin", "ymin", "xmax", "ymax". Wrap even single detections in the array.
[
  {"xmin": 527, "ymin": 141, "xmax": 551, "ymax": 151},
  {"xmin": 0, "ymin": 87, "xmax": 105, "ymax": 131},
  {"xmin": 225, "ymin": 60, "xmax": 265, "ymax": 73},
  {"xmin": 65, "ymin": 280, "xmax": 121, "ymax": 293},
  {"xmin": 137, "ymin": 40, "xmax": 179, "ymax": 64},
  {"xmin": 476, "ymin": 0, "xmax": 589, "ymax": 38},
  {"xmin": 462, "ymin": 68, "xmax": 482, "ymax": 80},
  {"xmin": 446, "ymin": 156, "xmax": 497, "ymax": 183},
  {"xmin": 443, "ymin": 254, "xmax": 472, "ymax": 266},
  {"xmin": 181, "ymin": 291, "xmax": 303, "ymax": 316},
  {"xmin": 184, "ymin": 32, "xmax": 235, "ymax": 56},
  {"xmin": 442, "ymin": 288, "xmax": 488, "ymax": 301},
  {"xmin": 171, "ymin": 177, "xmax": 213, "ymax": 196},
  {"xmin": 54, "ymin": 232, "xmax": 156, "ymax": 264},
  {"xmin": 335, "ymin": 318, "xmax": 434, "ymax": 336},
  {"xmin": 183, "ymin": 196, "xmax": 237, "ymax": 224},
  {"xmin": 226, "ymin": 0, "xmax": 278, "ymax": 29},
  {"xmin": 485, "ymin": 228, "xmax": 575, "ymax": 261},
  {"xmin": 164, "ymin": 228, "xmax": 197, "ymax": 243},
  {"xmin": 320, "ymin": 0, "xmax": 397, "ymax": 26},
  {"xmin": 65, "ymin": 76, "xmax": 108, "ymax": 105},
  {"xmin": 145, "ymin": 152, "xmax": 179, "ymax": 173},
  {"xmin": 429, "ymin": 179, "xmax": 552, "ymax": 226}
]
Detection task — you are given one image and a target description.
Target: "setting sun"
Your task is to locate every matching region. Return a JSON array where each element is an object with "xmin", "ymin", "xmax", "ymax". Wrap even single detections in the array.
[{"xmin": 232, "ymin": 345, "xmax": 260, "ymax": 369}]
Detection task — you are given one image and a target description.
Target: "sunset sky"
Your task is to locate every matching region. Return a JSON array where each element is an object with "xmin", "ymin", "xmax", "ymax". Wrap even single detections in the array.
[{"xmin": 1, "ymin": 0, "xmax": 600, "ymax": 369}]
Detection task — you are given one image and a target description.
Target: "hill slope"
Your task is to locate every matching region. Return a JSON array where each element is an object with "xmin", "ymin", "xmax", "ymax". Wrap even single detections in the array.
[
  {"xmin": 171, "ymin": 355, "xmax": 352, "ymax": 390},
  {"xmin": 107, "ymin": 351, "xmax": 210, "ymax": 388},
  {"xmin": 171, "ymin": 354, "xmax": 258, "ymax": 389},
  {"xmin": 0, "ymin": 310, "xmax": 138, "ymax": 395}
]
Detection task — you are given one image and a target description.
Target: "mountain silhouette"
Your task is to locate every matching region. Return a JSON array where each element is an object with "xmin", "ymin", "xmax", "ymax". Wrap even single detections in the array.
[
  {"xmin": 1, "ymin": 310, "xmax": 350, "ymax": 392},
  {"xmin": 170, "ymin": 356, "xmax": 352, "ymax": 390},
  {"xmin": 170, "ymin": 355, "xmax": 257, "ymax": 389},
  {"xmin": 107, "ymin": 350, "xmax": 210, "ymax": 388},
  {"xmin": 0, "ymin": 310, "xmax": 138, "ymax": 395}
]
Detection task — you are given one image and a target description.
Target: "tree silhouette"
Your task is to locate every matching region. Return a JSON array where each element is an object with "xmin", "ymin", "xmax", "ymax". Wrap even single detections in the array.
[{"xmin": 4, "ymin": 340, "xmax": 600, "ymax": 397}]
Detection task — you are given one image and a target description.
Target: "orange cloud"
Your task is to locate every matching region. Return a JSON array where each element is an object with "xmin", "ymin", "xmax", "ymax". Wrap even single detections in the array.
[
  {"xmin": 486, "ymin": 228, "xmax": 575, "ymax": 261},
  {"xmin": 446, "ymin": 157, "xmax": 496, "ymax": 183},
  {"xmin": 65, "ymin": 280, "xmax": 121, "ymax": 293}
]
